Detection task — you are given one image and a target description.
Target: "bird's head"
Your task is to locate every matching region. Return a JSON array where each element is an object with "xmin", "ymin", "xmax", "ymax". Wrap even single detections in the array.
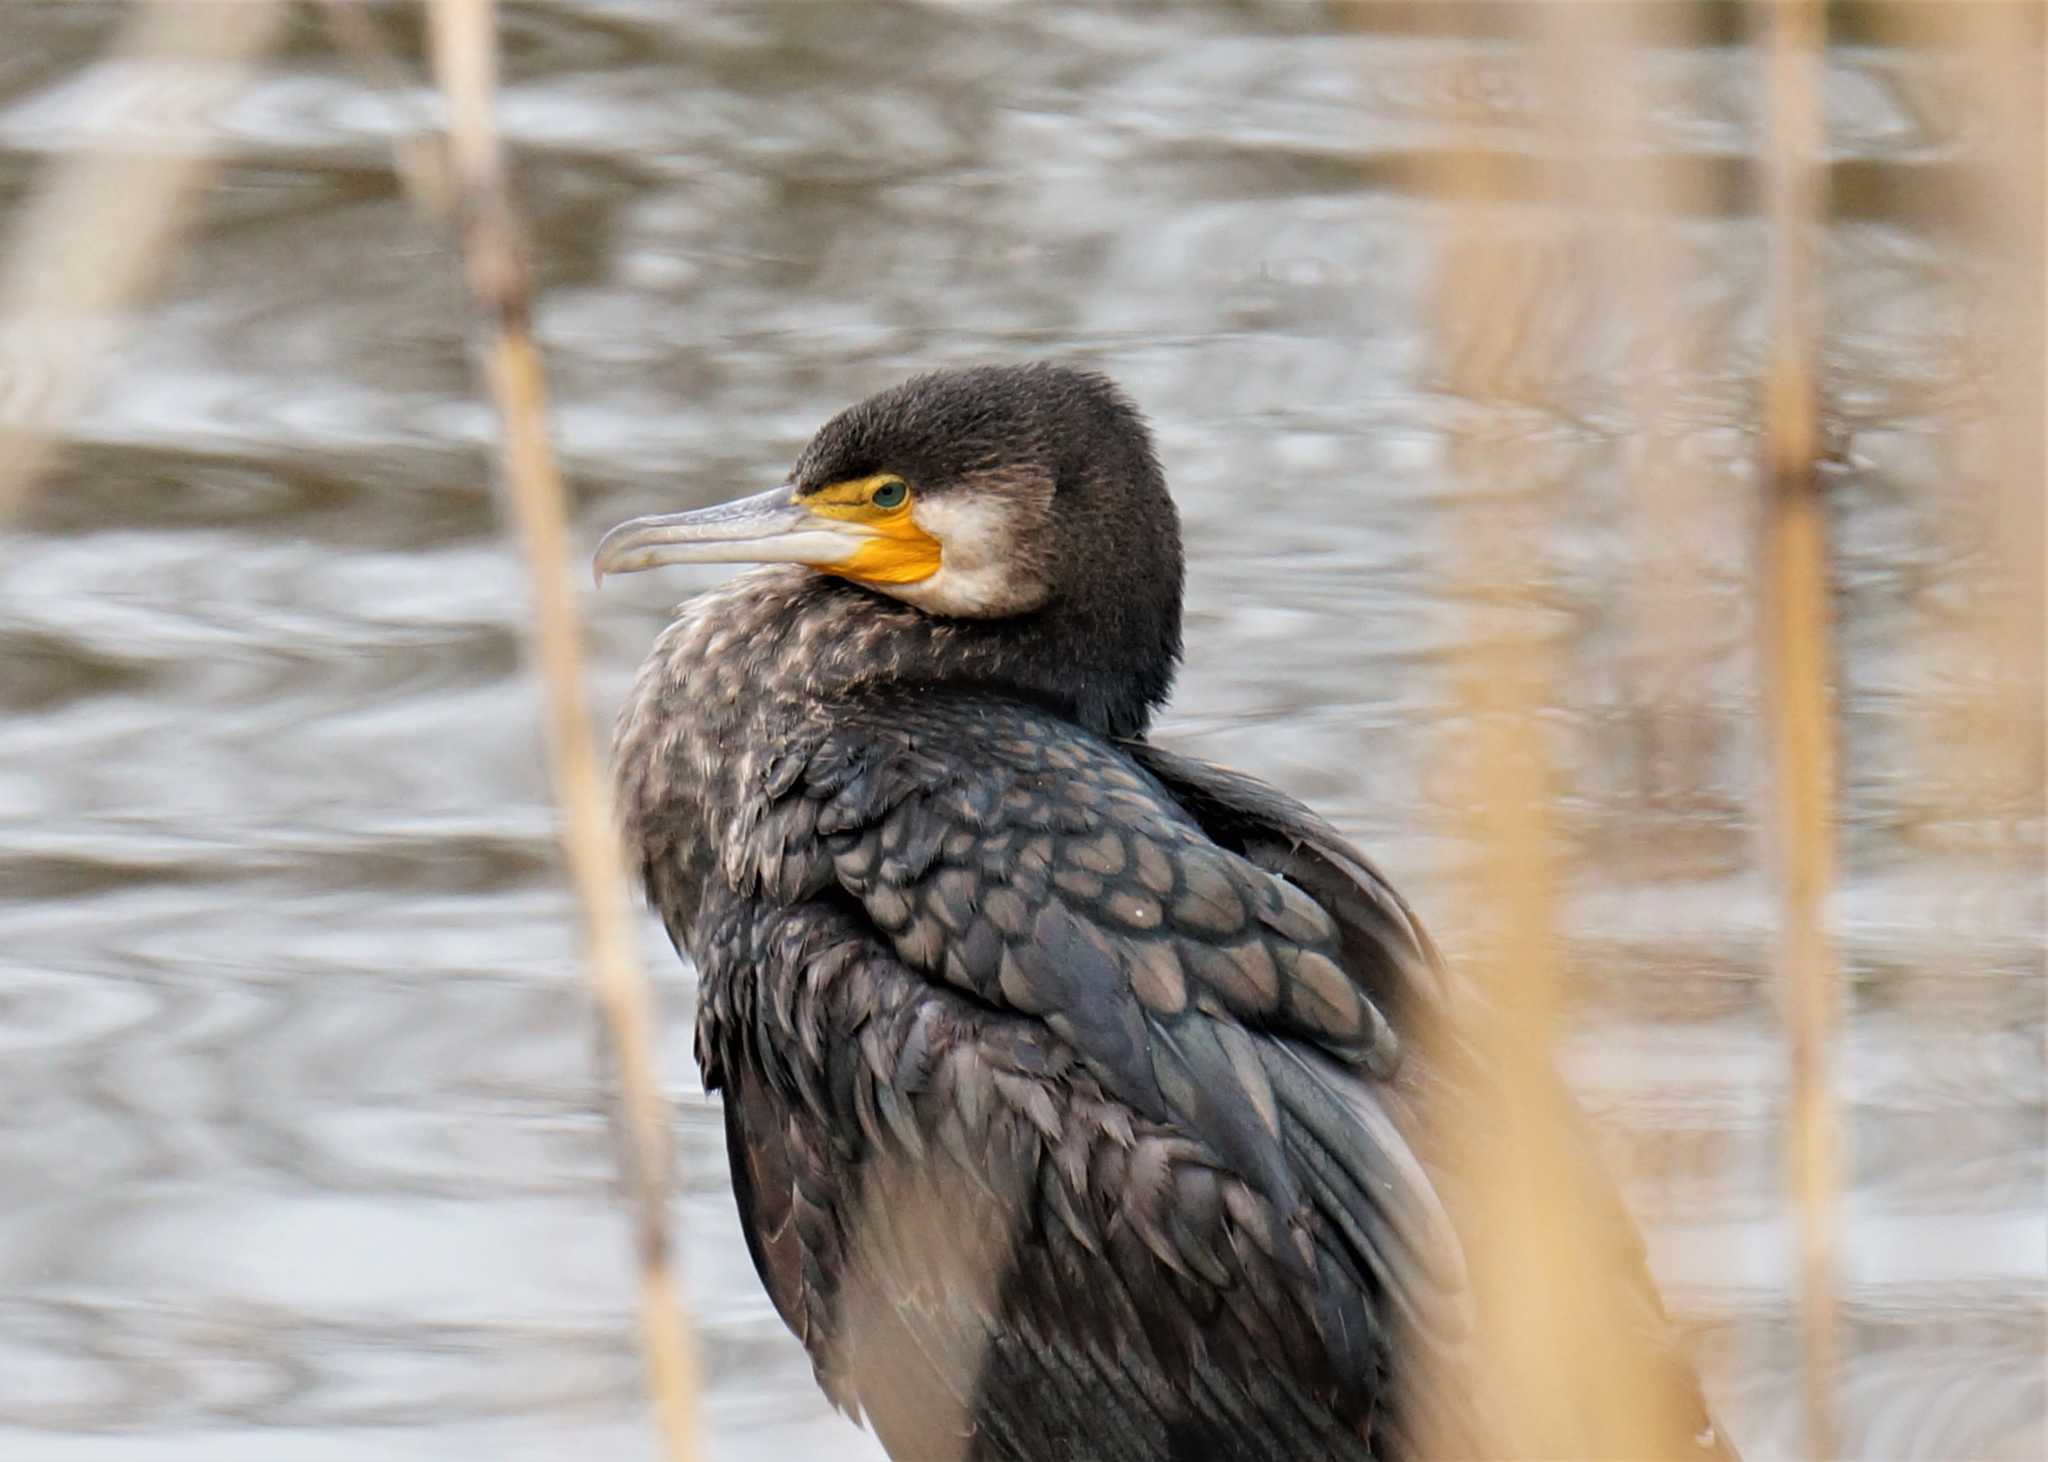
[
  {"xmin": 593, "ymin": 364, "xmax": 1187, "ymax": 728},
  {"xmin": 596, "ymin": 364, "xmax": 1185, "ymax": 732}
]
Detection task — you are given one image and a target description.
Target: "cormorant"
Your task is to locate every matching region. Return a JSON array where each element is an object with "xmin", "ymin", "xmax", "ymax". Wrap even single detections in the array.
[{"xmin": 596, "ymin": 365, "xmax": 1732, "ymax": 1462}]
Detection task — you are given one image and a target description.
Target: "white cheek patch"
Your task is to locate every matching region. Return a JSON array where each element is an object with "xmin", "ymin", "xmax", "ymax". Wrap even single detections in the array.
[{"xmin": 884, "ymin": 493, "xmax": 1049, "ymax": 618}]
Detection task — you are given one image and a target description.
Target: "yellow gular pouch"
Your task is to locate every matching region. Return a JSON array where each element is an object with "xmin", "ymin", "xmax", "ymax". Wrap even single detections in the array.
[{"xmin": 802, "ymin": 473, "xmax": 943, "ymax": 585}]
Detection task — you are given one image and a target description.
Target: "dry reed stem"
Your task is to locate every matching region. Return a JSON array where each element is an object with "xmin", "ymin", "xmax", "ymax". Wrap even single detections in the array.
[
  {"xmin": 1408, "ymin": 9, "xmax": 1710, "ymax": 1456},
  {"xmin": 1876, "ymin": 2, "xmax": 2047, "ymax": 854},
  {"xmin": 1419, "ymin": 53, "xmax": 1574, "ymax": 1460},
  {"xmin": 318, "ymin": 0, "xmax": 455, "ymax": 219},
  {"xmin": 1952, "ymin": 0, "xmax": 2048, "ymax": 834},
  {"xmin": 424, "ymin": 2, "xmax": 699, "ymax": 1457},
  {"xmin": 0, "ymin": 0, "xmax": 287, "ymax": 523},
  {"xmin": 1566, "ymin": 2, "xmax": 1724, "ymax": 741},
  {"xmin": 1755, "ymin": 3, "xmax": 1840, "ymax": 1458}
]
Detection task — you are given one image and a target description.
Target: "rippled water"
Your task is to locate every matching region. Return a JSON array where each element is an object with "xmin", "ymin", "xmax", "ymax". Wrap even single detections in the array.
[{"xmin": 2, "ymin": 4, "xmax": 2040, "ymax": 1460}]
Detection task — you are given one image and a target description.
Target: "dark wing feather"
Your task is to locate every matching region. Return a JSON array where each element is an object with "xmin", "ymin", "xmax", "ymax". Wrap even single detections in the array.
[
  {"xmin": 722, "ymin": 1062, "xmax": 854, "ymax": 1405},
  {"xmin": 1122, "ymin": 741, "xmax": 1454, "ymax": 1022}
]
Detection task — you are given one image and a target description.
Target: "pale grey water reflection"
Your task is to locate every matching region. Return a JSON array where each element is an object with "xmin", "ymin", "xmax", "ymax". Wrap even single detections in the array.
[{"xmin": 1, "ymin": 4, "xmax": 2040, "ymax": 1461}]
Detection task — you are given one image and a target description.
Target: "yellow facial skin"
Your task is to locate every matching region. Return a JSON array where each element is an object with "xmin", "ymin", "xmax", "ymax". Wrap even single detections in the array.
[{"xmin": 802, "ymin": 473, "xmax": 942, "ymax": 585}]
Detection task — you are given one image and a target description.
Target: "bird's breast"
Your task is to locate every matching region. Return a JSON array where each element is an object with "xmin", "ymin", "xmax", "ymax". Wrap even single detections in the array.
[{"xmin": 612, "ymin": 570, "xmax": 881, "ymax": 945}]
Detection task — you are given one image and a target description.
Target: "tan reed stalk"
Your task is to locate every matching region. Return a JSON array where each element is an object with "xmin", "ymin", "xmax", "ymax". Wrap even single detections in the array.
[
  {"xmin": 1405, "ymin": 7, "xmax": 1715, "ymax": 1455},
  {"xmin": 1865, "ymin": 17, "xmax": 2044, "ymax": 1452},
  {"xmin": 0, "ymin": 0, "xmax": 287, "ymax": 523},
  {"xmin": 1881, "ymin": 2, "xmax": 2046, "ymax": 842},
  {"xmin": 1754, "ymin": 2, "xmax": 1839, "ymax": 1458},
  {"xmin": 424, "ymin": 2, "xmax": 699, "ymax": 1457},
  {"xmin": 1561, "ymin": 0, "xmax": 1724, "ymax": 778},
  {"xmin": 318, "ymin": 0, "xmax": 455, "ymax": 219},
  {"xmin": 1572, "ymin": 0, "xmax": 1743, "ymax": 1419}
]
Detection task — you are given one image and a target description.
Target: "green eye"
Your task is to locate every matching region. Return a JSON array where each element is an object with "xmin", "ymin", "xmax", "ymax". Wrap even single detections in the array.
[{"xmin": 871, "ymin": 480, "xmax": 909, "ymax": 509}]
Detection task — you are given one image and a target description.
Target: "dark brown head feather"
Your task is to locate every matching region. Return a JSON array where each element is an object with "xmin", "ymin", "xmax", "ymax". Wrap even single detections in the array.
[{"xmin": 790, "ymin": 364, "xmax": 1184, "ymax": 738}]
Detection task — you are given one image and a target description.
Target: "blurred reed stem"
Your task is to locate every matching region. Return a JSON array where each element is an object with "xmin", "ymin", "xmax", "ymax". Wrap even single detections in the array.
[
  {"xmin": 1754, "ymin": 2, "xmax": 1839, "ymax": 1459},
  {"xmin": 1407, "ymin": 6, "xmax": 1712, "ymax": 1454},
  {"xmin": 0, "ymin": 0, "xmax": 286, "ymax": 523},
  {"xmin": 320, "ymin": 0, "xmax": 455, "ymax": 218},
  {"xmin": 424, "ymin": 2, "xmax": 700, "ymax": 1458},
  {"xmin": 1873, "ymin": 1, "xmax": 2047, "ymax": 856}
]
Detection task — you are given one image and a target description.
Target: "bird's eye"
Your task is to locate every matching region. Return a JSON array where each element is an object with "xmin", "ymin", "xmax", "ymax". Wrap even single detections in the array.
[{"xmin": 871, "ymin": 480, "xmax": 909, "ymax": 509}]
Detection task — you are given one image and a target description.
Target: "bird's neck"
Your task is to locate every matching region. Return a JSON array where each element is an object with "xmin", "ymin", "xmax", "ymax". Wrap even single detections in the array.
[{"xmin": 678, "ymin": 567, "xmax": 1175, "ymax": 741}]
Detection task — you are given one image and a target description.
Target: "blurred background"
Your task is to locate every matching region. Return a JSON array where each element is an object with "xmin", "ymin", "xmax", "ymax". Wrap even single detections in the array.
[{"xmin": 0, "ymin": 3, "xmax": 2040, "ymax": 1460}]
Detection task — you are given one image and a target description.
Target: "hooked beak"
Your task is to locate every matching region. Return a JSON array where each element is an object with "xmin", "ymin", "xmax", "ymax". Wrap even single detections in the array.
[{"xmin": 592, "ymin": 485, "xmax": 870, "ymax": 586}]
